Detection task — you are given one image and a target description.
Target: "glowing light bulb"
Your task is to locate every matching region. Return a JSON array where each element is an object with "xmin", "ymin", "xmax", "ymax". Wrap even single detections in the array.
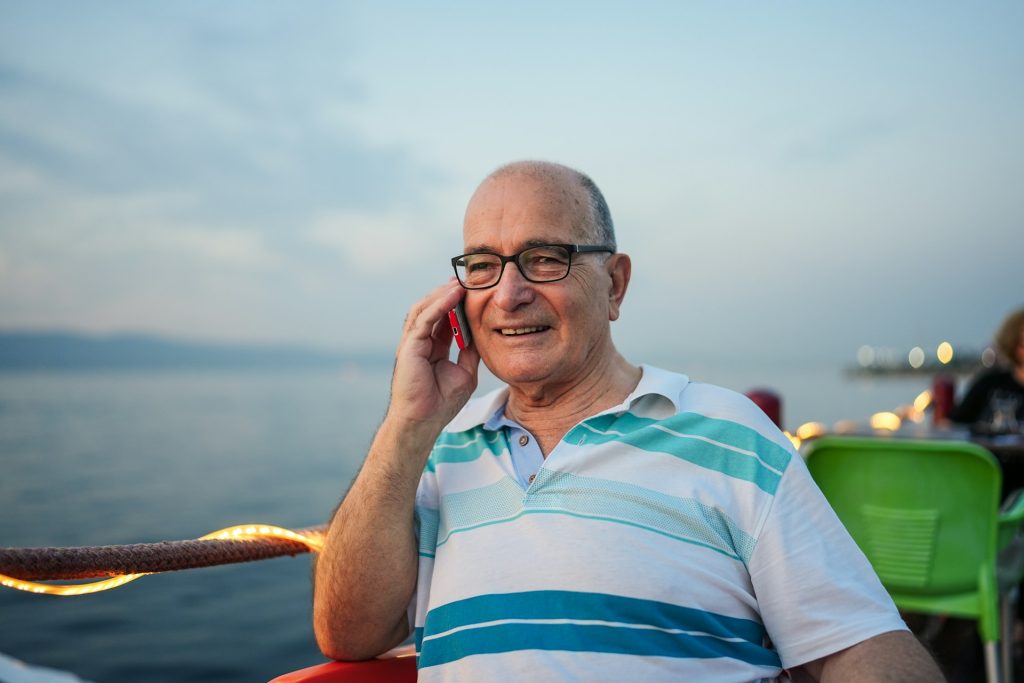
[
  {"xmin": 857, "ymin": 345, "xmax": 876, "ymax": 367},
  {"xmin": 936, "ymin": 342, "xmax": 954, "ymax": 365},
  {"xmin": 833, "ymin": 420, "xmax": 860, "ymax": 434},
  {"xmin": 795, "ymin": 422, "xmax": 827, "ymax": 441},
  {"xmin": 870, "ymin": 412, "xmax": 902, "ymax": 431},
  {"xmin": 914, "ymin": 390, "xmax": 932, "ymax": 413}
]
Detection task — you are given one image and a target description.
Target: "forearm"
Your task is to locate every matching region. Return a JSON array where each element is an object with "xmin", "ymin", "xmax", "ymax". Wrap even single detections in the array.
[
  {"xmin": 802, "ymin": 631, "xmax": 944, "ymax": 682},
  {"xmin": 313, "ymin": 416, "xmax": 442, "ymax": 660}
]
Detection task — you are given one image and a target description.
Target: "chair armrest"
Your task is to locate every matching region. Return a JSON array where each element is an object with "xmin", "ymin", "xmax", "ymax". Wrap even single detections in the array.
[
  {"xmin": 268, "ymin": 656, "xmax": 416, "ymax": 683},
  {"xmin": 998, "ymin": 488, "xmax": 1024, "ymax": 550}
]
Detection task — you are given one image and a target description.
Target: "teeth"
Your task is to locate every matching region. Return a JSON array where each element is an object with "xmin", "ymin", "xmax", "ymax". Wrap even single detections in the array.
[{"xmin": 501, "ymin": 326, "xmax": 547, "ymax": 336}]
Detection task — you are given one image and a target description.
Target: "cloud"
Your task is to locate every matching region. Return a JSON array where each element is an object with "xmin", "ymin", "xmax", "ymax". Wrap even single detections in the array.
[
  {"xmin": 154, "ymin": 227, "xmax": 284, "ymax": 272},
  {"xmin": 306, "ymin": 210, "xmax": 441, "ymax": 276},
  {"xmin": 0, "ymin": 2, "xmax": 442, "ymax": 223},
  {"xmin": 0, "ymin": 3, "xmax": 456, "ymax": 344}
]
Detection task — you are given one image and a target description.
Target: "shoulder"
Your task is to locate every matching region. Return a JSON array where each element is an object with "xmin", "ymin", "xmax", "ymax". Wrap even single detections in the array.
[
  {"xmin": 968, "ymin": 368, "xmax": 1013, "ymax": 388},
  {"xmin": 632, "ymin": 373, "xmax": 798, "ymax": 481},
  {"xmin": 676, "ymin": 379, "xmax": 791, "ymax": 445}
]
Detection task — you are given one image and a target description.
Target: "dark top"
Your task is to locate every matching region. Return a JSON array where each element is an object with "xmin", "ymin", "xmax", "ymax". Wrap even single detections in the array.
[{"xmin": 950, "ymin": 369, "xmax": 1024, "ymax": 432}]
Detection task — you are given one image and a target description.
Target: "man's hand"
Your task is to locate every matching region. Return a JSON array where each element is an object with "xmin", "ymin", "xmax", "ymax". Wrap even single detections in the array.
[
  {"xmin": 313, "ymin": 279, "xmax": 481, "ymax": 661},
  {"xmin": 389, "ymin": 278, "xmax": 480, "ymax": 428}
]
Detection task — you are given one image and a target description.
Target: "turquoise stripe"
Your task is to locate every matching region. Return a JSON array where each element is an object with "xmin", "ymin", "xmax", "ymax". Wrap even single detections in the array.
[
  {"xmin": 437, "ymin": 477, "xmax": 523, "ymax": 542},
  {"xmin": 567, "ymin": 412, "xmax": 791, "ymax": 494},
  {"xmin": 426, "ymin": 429, "xmax": 507, "ymax": 472},
  {"xmin": 416, "ymin": 506, "xmax": 439, "ymax": 557},
  {"xmin": 423, "ymin": 590, "xmax": 765, "ymax": 643},
  {"xmin": 414, "ymin": 627, "xmax": 424, "ymax": 653},
  {"xmin": 435, "ymin": 470, "xmax": 755, "ymax": 562},
  {"xmin": 419, "ymin": 623, "xmax": 779, "ymax": 670}
]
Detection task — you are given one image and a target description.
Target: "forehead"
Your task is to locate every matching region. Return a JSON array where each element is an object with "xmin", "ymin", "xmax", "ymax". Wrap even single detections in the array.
[{"xmin": 462, "ymin": 171, "xmax": 588, "ymax": 250}]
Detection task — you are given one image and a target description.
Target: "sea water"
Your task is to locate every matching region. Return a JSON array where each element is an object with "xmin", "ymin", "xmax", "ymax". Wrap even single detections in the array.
[{"xmin": 0, "ymin": 363, "xmax": 935, "ymax": 682}]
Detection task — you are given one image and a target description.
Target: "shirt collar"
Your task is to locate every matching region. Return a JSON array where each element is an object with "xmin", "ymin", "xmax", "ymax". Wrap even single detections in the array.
[{"xmin": 444, "ymin": 364, "xmax": 689, "ymax": 433}]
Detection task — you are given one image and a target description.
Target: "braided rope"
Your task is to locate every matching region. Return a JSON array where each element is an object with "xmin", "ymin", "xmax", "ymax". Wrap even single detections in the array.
[{"xmin": 0, "ymin": 524, "xmax": 327, "ymax": 595}]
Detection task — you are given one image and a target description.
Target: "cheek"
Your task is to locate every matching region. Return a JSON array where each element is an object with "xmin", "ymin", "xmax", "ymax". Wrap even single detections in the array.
[{"xmin": 464, "ymin": 293, "xmax": 486, "ymax": 322}]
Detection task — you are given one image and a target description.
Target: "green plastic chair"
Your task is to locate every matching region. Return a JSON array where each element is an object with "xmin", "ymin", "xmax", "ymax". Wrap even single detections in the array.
[{"xmin": 804, "ymin": 436, "xmax": 1024, "ymax": 683}]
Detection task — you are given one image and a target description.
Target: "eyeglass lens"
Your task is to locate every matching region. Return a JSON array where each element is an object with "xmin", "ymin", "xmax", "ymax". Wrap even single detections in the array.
[{"xmin": 456, "ymin": 245, "xmax": 571, "ymax": 288}]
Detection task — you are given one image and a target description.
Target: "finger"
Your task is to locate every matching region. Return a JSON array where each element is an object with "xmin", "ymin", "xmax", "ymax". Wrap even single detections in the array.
[
  {"xmin": 405, "ymin": 279, "xmax": 463, "ymax": 343},
  {"xmin": 403, "ymin": 279, "xmax": 457, "ymax": 336},
  {"xmin": 456, "ymin": 344, "xmax": 481, "ymax": 379},
  {"xmin": 427, "ymin": 313, "xmax": 456, "ymax": 364}
]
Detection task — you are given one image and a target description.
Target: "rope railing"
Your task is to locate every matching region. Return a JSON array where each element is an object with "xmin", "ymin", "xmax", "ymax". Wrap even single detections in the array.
[{"xmin": 0, "ymin": 523, "xmax": 327, "ymax": 596}]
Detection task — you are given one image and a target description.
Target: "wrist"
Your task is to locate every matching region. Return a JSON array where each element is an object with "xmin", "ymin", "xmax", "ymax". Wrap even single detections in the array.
[{"xmin": 369, "ymin": 413, "xmax": 446, "ymax": 473}]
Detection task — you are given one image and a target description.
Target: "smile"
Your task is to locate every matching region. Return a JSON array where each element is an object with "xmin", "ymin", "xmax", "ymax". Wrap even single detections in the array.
[{"xmin": 500, "ymin": 326, "xmax": 550, "ymax": 336}]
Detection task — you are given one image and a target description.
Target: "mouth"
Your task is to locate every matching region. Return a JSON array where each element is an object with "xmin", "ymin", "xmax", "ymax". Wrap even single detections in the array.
[{"xmin": 499, "ymin": 325, "xmax": 551, "ymax": 337}]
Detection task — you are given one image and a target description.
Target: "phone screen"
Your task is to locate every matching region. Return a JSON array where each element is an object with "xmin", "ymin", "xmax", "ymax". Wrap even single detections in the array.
[{"xmin": 448, "ymin": 302, "xmax": 472, "ymax": 350}]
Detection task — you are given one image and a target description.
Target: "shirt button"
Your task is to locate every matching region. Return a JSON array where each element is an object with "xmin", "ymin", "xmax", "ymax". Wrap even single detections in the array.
[
  {"xmin": 528, "ymin": 474, "xmax": 536, "ymax": 484},
  {"xmin": 519, "ymin": 435, "xmax": 529, "ymax": 446}
]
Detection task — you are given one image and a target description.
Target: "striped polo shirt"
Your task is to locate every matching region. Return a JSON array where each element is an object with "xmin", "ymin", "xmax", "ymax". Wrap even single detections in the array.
[{"xmin": 409, "ymin": 365, "xmax": 904, "ymax": 681}]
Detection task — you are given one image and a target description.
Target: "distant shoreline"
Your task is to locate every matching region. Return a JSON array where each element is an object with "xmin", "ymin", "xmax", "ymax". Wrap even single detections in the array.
[{"xmin": 0, "ymin": 331, "xmax": 391, "ymax": 371}]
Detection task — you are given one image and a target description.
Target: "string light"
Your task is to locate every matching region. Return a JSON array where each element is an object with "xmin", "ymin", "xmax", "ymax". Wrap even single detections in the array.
[
  {"xmin": 913, "ymin": 389, "xmax": 932, "ymax": 414},
  {"xmin": 795, "ymin": 422, "xmax": 827, "ymax": 441},
  {"xmin": 0, "ymin": 524, "xmax": 324, "ymax": 597},
  {"xmin": 869, "ymin": 411, "xmax": 902, "ymax": 431}
]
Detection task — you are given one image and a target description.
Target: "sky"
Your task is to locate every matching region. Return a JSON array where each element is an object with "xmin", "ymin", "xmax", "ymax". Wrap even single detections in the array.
[{"xmin": 1, "ymin": 1, "xmax": 1021, "ymax": 369}]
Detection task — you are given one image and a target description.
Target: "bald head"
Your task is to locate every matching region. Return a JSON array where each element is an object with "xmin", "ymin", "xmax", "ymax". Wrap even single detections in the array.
[{"xmin": 468, "ymin": 161, "xmax": 616, "ymax": 250}]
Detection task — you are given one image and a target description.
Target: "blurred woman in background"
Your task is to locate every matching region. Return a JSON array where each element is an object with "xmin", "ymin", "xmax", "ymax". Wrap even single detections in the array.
[{"xmin": 951, "ymin": 307, "xmax": 1024, "ymax": 433}]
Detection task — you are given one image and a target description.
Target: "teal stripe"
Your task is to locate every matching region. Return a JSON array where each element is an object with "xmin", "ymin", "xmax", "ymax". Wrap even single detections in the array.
[
  {"xmin": 419, "ymin": 622, "xmax": 780, "ymax": 670},
  {"xmin": 567, "ymin": 412, "xmax": 791, "ymax": 494},
  {"xmin": 424, "ymin": 590, "xmax": 765, "ymax": 643},
  {"xmin": 414, "ymin": 627, "xmax": 424, "ymax": 653},
  {"xmin": 426, "ymin": 429, "xmax": 507, "ymax": 471},
  {"xmin": 416, "ymin": 506, "xmax": 439, "ymax": 557},
  {"xmin": 436, "ymin": 476, "xmax": 524, "ymax": 541},
  {"xmin": 435, "ymin": 470, "xmax": 755, "ymax": 562}
]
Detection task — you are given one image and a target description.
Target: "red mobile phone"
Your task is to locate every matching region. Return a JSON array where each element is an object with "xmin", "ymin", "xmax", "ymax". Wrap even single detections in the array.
[{"xmin": 448, "ymin": 301, "xmax": 472, "ymax": 350}]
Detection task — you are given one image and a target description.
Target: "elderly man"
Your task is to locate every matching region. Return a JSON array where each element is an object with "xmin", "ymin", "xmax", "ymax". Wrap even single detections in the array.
[{"xmin": 313, "ymin": 161, "xmax": 942, "ymax": 681}]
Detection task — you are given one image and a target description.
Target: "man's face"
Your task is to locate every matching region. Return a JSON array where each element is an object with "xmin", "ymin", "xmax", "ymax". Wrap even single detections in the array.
[{"xmin": 460, "ymin": 171, "xmax": 620, "ymax": 389}]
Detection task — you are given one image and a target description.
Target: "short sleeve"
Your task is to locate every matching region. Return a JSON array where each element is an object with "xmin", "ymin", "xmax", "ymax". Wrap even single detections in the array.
[
  {"xmin": 407, "ymin": 463, "xmax": 440, "ymax": 634},
  {"xmin": 748, "ymin": 455, "xmax": 907, "ymax": 668}
]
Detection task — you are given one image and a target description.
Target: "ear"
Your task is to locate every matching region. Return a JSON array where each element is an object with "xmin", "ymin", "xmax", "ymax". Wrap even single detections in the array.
[{"xmin": 606, "ymin": 253, "xmax": 631, "ymax": 321}]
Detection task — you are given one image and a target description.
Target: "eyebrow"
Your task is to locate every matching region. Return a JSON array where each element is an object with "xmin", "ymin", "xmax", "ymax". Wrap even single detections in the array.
[{"xmin": 461, "ymin": 239, "xmax": 558, "ymax": 255}]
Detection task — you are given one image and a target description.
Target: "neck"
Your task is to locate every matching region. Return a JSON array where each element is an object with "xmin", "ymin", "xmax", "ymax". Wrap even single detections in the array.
[{"xmin": 504, "ymin": 351, "xmax": 641, "ymax": 456}]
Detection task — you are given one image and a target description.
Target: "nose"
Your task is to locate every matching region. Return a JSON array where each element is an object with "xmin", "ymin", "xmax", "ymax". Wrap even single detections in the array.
[{"xmin": 490, "ymin": 260, "xmax": 535, "ymax": 311}]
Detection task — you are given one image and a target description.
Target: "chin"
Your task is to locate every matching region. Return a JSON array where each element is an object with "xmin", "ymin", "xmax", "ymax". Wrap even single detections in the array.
[{"xmin": 483, "ymin": 353, "xmax": 557, "ymax": 387}]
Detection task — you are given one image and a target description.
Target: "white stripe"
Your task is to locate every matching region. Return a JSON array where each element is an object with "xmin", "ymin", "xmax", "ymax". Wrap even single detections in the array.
[
  {"xmin": 434, "ymin": 432, "xmax": 503, "ymax": 451},
  {"xmin": 422, "ymin": 617, "xmax": 752, "ymax": 644}
]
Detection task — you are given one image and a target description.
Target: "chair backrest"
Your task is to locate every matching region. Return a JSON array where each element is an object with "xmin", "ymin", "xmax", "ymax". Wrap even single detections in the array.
[{"xmin": 804, "ymin": 437, "xmax": 1001, "ymax": 596}]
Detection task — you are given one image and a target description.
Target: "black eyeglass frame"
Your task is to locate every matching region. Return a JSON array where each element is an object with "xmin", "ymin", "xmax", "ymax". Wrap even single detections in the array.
[{"xmin": 450, "ymin": 243, "xmax": 616, "ymax": 290}]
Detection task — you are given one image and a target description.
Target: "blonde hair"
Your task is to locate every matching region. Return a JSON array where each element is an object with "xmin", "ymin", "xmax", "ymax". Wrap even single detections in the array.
[{"xmin": 994, "ymin": 307, "xmax": 1024, "ymax": 367}]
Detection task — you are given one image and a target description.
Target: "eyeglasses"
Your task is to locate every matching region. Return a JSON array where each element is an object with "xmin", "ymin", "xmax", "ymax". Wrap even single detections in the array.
[{"xmin": 451, "ymin": 244, "xmax": 615, "ymax": 290}]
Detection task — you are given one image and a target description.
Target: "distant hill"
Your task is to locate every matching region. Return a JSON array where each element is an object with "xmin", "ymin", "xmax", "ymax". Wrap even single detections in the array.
[{"xmin": 0, "ymin": 331, "xmax": 389, "ymax": 371}]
